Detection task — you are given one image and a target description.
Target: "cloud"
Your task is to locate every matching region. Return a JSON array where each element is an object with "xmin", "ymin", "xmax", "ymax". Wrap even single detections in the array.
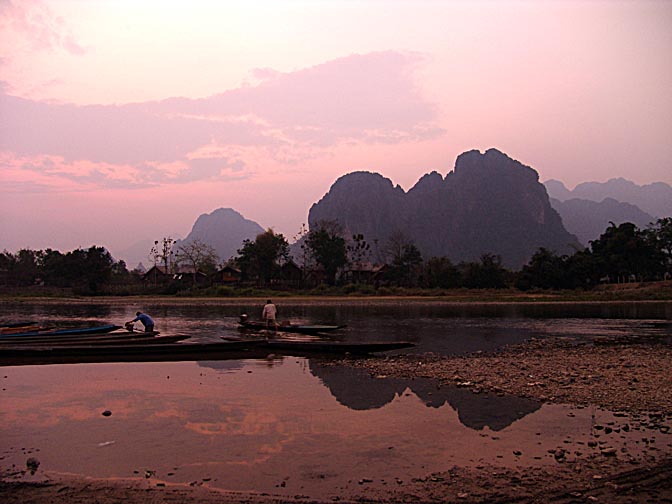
[
  {"xmin": 0, "ymin": 51, "xmax": 443, "ymax": 190},
  {"xmin": 0, "ymin": 0, "xmax": 86, "ymax": 56}
]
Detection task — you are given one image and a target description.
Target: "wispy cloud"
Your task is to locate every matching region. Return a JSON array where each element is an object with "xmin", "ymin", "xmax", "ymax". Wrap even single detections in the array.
[
  {"xmin": 0, "ymin": 51, "xmax": 443, "ymax": 192},
  {"xmin": 0, "ymin": 0, "xmax": 86, "ymax": 56}
]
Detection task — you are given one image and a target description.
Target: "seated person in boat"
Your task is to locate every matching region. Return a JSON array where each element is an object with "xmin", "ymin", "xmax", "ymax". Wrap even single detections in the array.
[
  {"xmin": 127, "ymin": 311, "xmax": 155, "ymax": 332},
  {"xmin": 262, "ymin": 300, "xmax": 279, "ymax": 330}
]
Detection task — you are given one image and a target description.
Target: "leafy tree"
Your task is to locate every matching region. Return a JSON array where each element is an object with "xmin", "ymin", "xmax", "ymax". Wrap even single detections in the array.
[
  {"xmin": 236, "ymin": 229, "xmax": 289, "ymax": 285},
  {"xmin": 589, "ymin": 222, "xmax": 662, "ymax": 282},
  {"xmin": 382, "ymin": 232, "xmax": 423, "ymax": 287},
  {"xmin": 0, "ymin": 251, "xmax": 19, "ymax": 286},
  {"xmin": 646, "ymin": 217, "xmax": 672, "ymax": 274},
  {"xmin": 305, "ymin": 221, "xmax": 348, "ymax": 285},
  {"xmin": 0, "ymin": 251, "xmax": 13, "ymax": 285},
  {"xmin": 80, "ymin": 246, "xmax": 114, "ymax": 292},
  {"xmin": 14, "ymin": 249, "xmax": 40, "ymax": 286},
  {"xmin": 174, "ymin": 239, "xmax": 219, "ymax": 284},
  {"xmin": 563, "ymin": 248, "xmax": 600, "ymax": 289},
  {"xmin": 38, "ymin": 249, "xmax": 67, "ymax": 286},
  {"xmin": 515, "ymin": 248, "xmax": 569, "ymax": 290},
  {"xmin": 37, "ymin": 246, "xmax": 115, "ymax": 291},
  {"xmin": 387, "ymin": 243, "xmax": 423, "ymax": 287},
  {"xmin": 110, "ymin": 259, "xmax": 131, "ymax": 284},
  {"xmin": 421, "ymin": 257, "xmax": 461, "ymax": 289},
  {"xmin": 461, "ymin": 253, "xmax": 508, "ymax": 289}
]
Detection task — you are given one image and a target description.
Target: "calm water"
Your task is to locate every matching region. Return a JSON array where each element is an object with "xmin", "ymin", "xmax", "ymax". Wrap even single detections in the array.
[{"xmin": 1, "ymin": 300, "xmax": 671, "ymax": 500}]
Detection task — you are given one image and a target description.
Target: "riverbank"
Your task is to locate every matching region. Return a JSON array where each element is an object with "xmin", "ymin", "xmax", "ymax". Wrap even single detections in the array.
[
  {"xmin": 345, "ymin": 337, "xmax": 672, "ymax": 413},
  {"xmin": 3, "ymin": 456, "xmax": 672, "ymax": 503},
  {"xmin": 3, "ymin": 337, "xmax": 671, "ymax": 503},
  {"xmin": 1, "ymin": 279, "xmax": 672, "ymax": 303}
]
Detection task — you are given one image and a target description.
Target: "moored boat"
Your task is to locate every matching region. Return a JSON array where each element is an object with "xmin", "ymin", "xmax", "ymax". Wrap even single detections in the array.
[
  {"xmin": 0, "ymin": 322, "xmax": 38, "ymax": 330},
  {"xmin": 260, "ymin": 339, "xmax": 414, "ymax": 354},
  {"xmin": 0, "ymin": 325, "xmax": 44, "ymax": 335},
  {"xmin": 0, "ymin": 330, "xmax": 168, "ymax": 346},
  {"xmin": 238, "ymin": 319, "xmax": 346, "ymax": 335},
  {"xmin": 0, "ymin": 337, "xmax": 414, "ymax": 366},
  {"xmin": 0, "ymin": 324, "xmax": 122, "ymax": 339}
]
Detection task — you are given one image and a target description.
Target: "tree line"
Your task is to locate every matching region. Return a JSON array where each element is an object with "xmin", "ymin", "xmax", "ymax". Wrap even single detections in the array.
[
  {"xmin": 0, "ymin": 246, "xmax": 129, "ymax": 293},
  {"xmin": 232, "ymin": 217, "xmax": 672, "ymax": 290},
  {"xmin": 1, "ymin": 217, "xmax": 670, "ymax": 294}
]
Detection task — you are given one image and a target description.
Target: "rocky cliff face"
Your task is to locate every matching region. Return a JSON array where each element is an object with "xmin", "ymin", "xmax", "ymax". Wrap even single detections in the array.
[
  {"xmin": 180, "ymin": 208, "xmax": 265, "ymax": 263},
  {"xmin": 308, "ymin": 171, "xmax": 408, "ymax": 243},
  {"xmin": 309, "ymin": 148, "xmax": 580, "ymax": 268}
]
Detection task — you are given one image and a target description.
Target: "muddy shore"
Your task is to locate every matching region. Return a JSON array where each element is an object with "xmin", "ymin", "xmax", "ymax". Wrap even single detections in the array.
[{"xmin": 3, "ymin": 335, "xmax": 672, "ymax": 503}]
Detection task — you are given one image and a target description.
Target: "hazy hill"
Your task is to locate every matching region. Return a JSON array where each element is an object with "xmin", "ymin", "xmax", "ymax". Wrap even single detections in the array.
[
  {"xmin": 309, "ymin": 148, "xmax": 580, "ymax": 268},
  {"xmin": 549, "ymin": 197, "xmax": 655, "ymax": 246},
  {"xmin": 178, "ymin": 208, "xmax": 265, "ymax": 263},
  {"xmin": 545, "ymin": 178, "xmax": 672, "ymax": 218},
  {"xmin": 114, "ymin": 237, "xmax": 181, "ymax": 271}
]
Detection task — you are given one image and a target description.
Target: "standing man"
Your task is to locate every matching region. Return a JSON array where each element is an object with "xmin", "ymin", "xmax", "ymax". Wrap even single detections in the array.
[
  {"xmin": 262, "ymin": 300, "xmax": 278, "ymax": 330},
  {"xmin": 127, "ymin": 311, "xmax": 155, "ymax": 332}
]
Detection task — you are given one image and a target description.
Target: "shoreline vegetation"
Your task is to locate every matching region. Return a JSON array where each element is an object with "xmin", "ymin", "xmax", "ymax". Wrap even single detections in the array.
[
  {"xmin": 2, "ymin": 218, "xmax": 672, "ymax": 301},
  {"xmin": 1, "ymin": 279, "xmax": 672, "ymax": 303}
]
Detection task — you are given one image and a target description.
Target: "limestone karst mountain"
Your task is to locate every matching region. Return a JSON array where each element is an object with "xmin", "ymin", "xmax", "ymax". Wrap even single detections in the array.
[
  {"xmin": 309, "ymin": 148, "xmax": 580, "ymax": 268},
  {"xmin": 179, "ymin": 208, "xmax": 265, "ymax": 263}
]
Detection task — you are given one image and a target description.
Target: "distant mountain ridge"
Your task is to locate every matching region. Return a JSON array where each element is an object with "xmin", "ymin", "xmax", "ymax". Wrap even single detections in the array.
[
  {"xmin": 115, "ymin": 236, "xmax": 182, "ymax": 271},
  {"xmin": 309, "ymin": 148, "xmax": 580, "ymax": 268},
  {"xmin": 545, "ymin": 178, "xmax": 672, "ymax": 218},
  {"xmin": 549, "ymin": 197, "xmax": 655, "ymax": 246},
  {"xmin": 179, "ymin": 208, "xmax": 265, "ymax": 263}
]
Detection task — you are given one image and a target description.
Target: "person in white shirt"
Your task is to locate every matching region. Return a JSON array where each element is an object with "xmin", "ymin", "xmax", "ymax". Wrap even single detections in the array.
[{"xmin": 262, "ymin": 300, "xmax": 278, "ymax": 330}]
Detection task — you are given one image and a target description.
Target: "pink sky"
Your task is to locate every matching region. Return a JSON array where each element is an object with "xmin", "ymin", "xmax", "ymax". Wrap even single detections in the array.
[{"xmin": 1, "ymin": 0, "xmax": 670, "ymax": 264}]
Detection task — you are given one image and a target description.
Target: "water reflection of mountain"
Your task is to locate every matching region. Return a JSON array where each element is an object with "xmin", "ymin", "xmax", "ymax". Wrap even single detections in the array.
[
  {"xmin": 197, "ymin": 360, "xmax": 247, "ymax": 372},
  {"xmin": 310, "ymin": 361, "xmax": 540, "ymax": 431}
]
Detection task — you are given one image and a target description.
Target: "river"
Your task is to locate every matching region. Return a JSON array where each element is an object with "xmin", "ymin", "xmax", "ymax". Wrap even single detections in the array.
[{"xmin": 1, "ymin": 299, "xmax": 670, "ymax": 500}]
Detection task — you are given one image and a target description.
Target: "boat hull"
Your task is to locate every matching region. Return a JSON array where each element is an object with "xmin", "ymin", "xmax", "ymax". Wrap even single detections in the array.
[
  {"xmin": 0, "ymin": 330, "xmax": 161, "ymax": 345},
  {"xmin": 0, "ymin": 338, "xmax": 413, "ymax": 366},
  {"xmin": 239, "ymin": 321, "xmax": 345, "ymax": 335},
  {"xmin": 0, "ymin": 333, "xmax": 186, "ymax": 347},
  {"xmin": 0, "ymin": 324, "xmax": 122, "ymax": 339}
]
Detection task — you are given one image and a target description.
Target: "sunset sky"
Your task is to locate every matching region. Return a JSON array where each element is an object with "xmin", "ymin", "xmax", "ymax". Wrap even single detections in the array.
[{"xmin": 1, "ymin": 0, "xmax": 670, "ymax": 265}]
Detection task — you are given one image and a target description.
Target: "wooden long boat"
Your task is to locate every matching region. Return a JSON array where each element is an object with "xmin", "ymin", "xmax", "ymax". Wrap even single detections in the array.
[
  {"xmin": 1, "ymin": 322, "xmax": 35, "ymax": 328},
  {"xmin": 260, "ymin": 339, "xmax": 414, "ymax": 354},
  {"xmin": 0, "ymin": 338, "xmax": 414, "ymax": 366},
  {"xmin": 0, "ymin": 324, "xmax": 122, "ymax": 339},
  {"xmin": 0, "ymin": 330, "xmax": 160, "ymax": 345},
  {"xmin": 0, "ymin": 322, "xmax": 46, "ymax": 335},
  {"xmin": 0, "ymin": 332, "xmax": 182, "ymax": 347},
  {"xmin": 239, "ymin": 320, "xmax": 346, "ymax": 335},
  {"xmin": 0, "ymin": 340, "xmax": 261, "ymax": 360}
]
